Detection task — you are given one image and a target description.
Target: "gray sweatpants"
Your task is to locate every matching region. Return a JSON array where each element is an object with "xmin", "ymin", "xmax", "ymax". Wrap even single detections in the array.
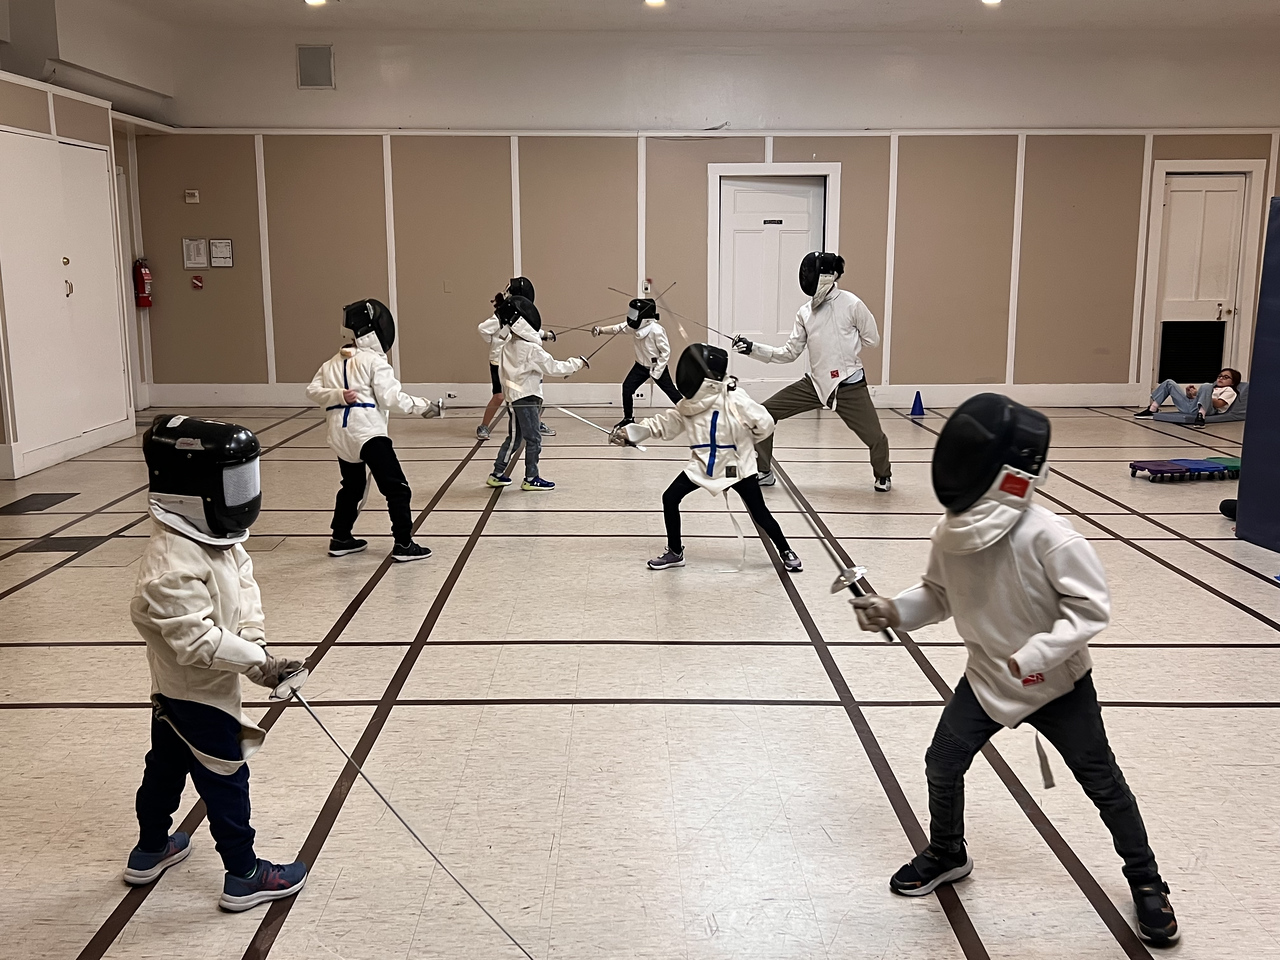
[{"xmin": 755, "ymin": 376, "xmax": 892, "ymax": 479}]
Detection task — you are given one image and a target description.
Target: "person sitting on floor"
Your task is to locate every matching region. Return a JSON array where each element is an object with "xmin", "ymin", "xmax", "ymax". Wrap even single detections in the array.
[{"xmin": 1136, "ymin": 367, "xmax": 1240, "ymax": 427}]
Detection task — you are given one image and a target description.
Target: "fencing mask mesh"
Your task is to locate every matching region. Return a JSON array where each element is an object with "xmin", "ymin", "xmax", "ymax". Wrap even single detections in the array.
[
  {"xmin": 627, "ymin": 298, "xmax": 658, "ymax": 330},
  {"xmin": 344, "ymin": 298, "xmax": 396, "ymax": 353},
  {"xmin": 675, "ymin": 343, "xmax": 729, "ymax": 399},
  {"xmin": 932, "ymin": 393, "xmax": 1051, "ymax": 513},
  {"xmin": 507, "ymin": 277, "xmax": 535, "ymax": 302},
  {"xmin": 798, "ymin": 251, "xmax": 846, "ymax": 297},
  {"xmin": 144, "ymin": 414, "xmax": 263, "ymax": 536},
  {"xmin": 508, "ymin": 295, "xmax": 541, "ymax": 332}
]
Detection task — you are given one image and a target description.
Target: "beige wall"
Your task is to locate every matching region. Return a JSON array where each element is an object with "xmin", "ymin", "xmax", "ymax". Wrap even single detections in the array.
[
  {"xmin": 392, "ymin": 136, "xmax": 513, "ymax": 383},
  {"xmin": 53, "ymin": 95, "xmax": 109, "ymax": 145},
  {"xmin": 135, "ymin": 134, "xmax": 268, "ymax": 383},
  {"xmin": 891, "ymin": 135, "xmax": 1018, "ymax": 385},
  {"xmin": 521, "ymin": 137, "xmax": 637, "ymax": 384},
  {"xmin": 1015, "ymin": 136, "xmax": 1145, "ymax": 384},
  {"xmin": 1153, "ymin": 134, "xmax": 1274, "ymax": 162},
  {"xmin": 0, "ymin": 79, "xmax": 50, "ymax": 134},
  {"xmin": 773, "ymin": 137, "xmax": 891, "ymax": 384},
  {"xmin": 646, "ymin": 137, "xmax": 765, "ymax": 371}
]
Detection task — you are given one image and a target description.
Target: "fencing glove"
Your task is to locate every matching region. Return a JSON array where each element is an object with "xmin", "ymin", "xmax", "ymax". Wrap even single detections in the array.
[
  {"xmin": 246, "ymin": 655, "xmax": 307, "ymax": 689},
  {"xmin": 731, "ymin": 335, "xmax": 754, "ymax": 355},
  {"xmin": 850, "ymin": 595, "xmax": 901, "ymax": 632}
]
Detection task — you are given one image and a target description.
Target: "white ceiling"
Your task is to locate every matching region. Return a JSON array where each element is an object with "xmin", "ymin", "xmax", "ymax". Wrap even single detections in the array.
[{"xmin": 116, "ymin": 0, "xmax": 1280, "ymax": 34}]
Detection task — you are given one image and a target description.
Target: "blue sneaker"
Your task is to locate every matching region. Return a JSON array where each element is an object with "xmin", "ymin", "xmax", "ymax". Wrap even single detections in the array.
[
  {"xmin": 486, "ymin": 472, "xmax": 512, "ymax": 488},
  {"xmin": 123, "ymin": 832, "xmax": 191, "ymax": 885},
  {"xmin": 521, "ymin": 477, "xmax": 555, "ymax": 491},
  {"xmin": 219, "ymin": 858, "xmax": 307, "ymax": 912}
]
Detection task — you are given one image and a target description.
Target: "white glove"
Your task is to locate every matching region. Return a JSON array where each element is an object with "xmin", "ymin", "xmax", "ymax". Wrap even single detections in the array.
[
  {"xmin": 608, "ymin": 426, "xmax": 628, "ymax": 447},
  {"xmin": 850, "ymin": 595, "xmax": 901, "ymax": 632},
  {"xmin": 591, "ymin": 326, "xmax": 601, "ymax": 337},
  {"xmin": 622, "ymin": 422, "xmax": 651, "ymax": 445},
  {"xmin": 245, "ymin": 655, "xmax": 307, "ymax": 689},
  {"xmin": 421, "ymin": 398, "xmax": 444, "ymax": 419}
]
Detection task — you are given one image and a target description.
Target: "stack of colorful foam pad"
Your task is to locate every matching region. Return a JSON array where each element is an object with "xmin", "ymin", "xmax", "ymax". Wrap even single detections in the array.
[{"xmin": 1129, "ymin": 457, "xmax": 1241, "ymax": 482}]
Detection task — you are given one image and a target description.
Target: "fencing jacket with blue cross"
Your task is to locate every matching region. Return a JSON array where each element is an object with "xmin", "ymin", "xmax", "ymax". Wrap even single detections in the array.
[
  {"xmin": 307, "ymin": 331, "xmax": 433, "ymax": 463},
  {"xmin": 625, "ymin": 378, "xmax": 775, "ymax": 494}
]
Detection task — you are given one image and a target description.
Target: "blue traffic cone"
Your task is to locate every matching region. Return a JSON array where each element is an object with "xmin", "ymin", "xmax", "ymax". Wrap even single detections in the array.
[{"xmin": 909, "ymin": 390, "xmax": 925, "ymax": 418}]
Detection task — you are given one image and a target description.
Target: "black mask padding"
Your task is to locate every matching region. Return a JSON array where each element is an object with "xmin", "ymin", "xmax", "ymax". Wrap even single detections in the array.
[
  {"xmin": 507, "ymin": 277, "xmax": 535, "ymax": 302},
  {"xmin": 798, "ymin": 251, "xmax": 846, "ymax": 296},
  {"xmin": 675, "ymin": 343, "xmax": 728, "ymax": 399},
  {"xmin": 627, "ymin": 298, "xmax": 658, "ymax": 330},
  {"xmin": 343, "ymin": 298, "xmax": 396, "ymax": 352},
  {"xmin": 931, "ymin": 393, "xmax": 1051, "ymax": 513},
  {"xmin": 144, "ymin": 414, "xmax": 263, "ymax": 536},
  {"xmin": 508, "ymin": 295, "xmax": 541, "ymax": 332}
]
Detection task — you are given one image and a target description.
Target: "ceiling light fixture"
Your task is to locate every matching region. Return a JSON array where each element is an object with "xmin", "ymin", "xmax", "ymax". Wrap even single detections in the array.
[
  {"xmin": 982, "ymin": 0, "xmax": 1001, "ymax": 5},
  {"xmin": 305, "ymin": 0, "xmax": 327, "ymax": 6},
  {"xmin": 645, "ymin": 0, "xmax": 666, "ymax": 7}
]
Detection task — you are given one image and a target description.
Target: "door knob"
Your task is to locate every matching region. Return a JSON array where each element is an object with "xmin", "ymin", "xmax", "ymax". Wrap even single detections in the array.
[{"xmin": 62, "ymin": 257, "xmax": 70, "ymax": 265}]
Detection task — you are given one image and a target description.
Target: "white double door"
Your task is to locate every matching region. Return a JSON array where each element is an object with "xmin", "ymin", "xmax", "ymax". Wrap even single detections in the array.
[
  {"xmin": 718, "ymin": 176, "xmax": 826, "ymax": 387},
  {"xmin": 0, "ymin": 131, "xmax": 129, "ymax": 453}
]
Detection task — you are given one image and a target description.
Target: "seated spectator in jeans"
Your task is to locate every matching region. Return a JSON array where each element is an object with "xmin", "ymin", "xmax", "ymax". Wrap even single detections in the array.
[{"xmin": 1136, "ymin": 367, "xmax": 1240, "ymax": 427}]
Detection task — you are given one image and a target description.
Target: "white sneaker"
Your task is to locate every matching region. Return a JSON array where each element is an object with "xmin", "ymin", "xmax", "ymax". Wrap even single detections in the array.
[
  {"xmin": 476, "ymin": 424, "xmax": 491, "ymax": 440},
  {"xmin": 874, "ymin": 476, "xmax": 892, "ymax": 493},
  {"xmin": 757, "ymin": 470, "xmax": 776, "ymax": 487}
]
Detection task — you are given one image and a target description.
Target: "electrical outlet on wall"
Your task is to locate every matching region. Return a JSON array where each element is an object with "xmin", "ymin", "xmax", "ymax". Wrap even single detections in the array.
[
  {"xmin": 642, "ymin": 279, "xmax": 652, "ymax": 295},
  {"xmin": 443, "ymin": 280, "xmax": 452, "ymax": 293}
]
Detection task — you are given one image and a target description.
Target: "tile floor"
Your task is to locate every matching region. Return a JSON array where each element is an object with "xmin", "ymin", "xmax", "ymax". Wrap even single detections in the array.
[{"xmin": 0, "ymin": 403, "xmax": 1275, "ymax": 959}]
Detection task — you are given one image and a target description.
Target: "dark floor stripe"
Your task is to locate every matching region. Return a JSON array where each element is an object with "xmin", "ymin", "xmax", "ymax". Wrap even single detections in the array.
[
  {"xmin": 1086, "ymin": 406, "xmax": 1242, "ymax": 456},
  {"xmin": 0, "ymin": 515, "xmax": 148, "ymax": 602},
  {"xmin": 240, "ymin": 486, "xmax": 503, "ymax": 960},
  {"xmin": 772, "ymin": 458, "xmax": 1155, "ymax": 960},
  {"xmin": 73, "ymin": 438, "xmax": 484, "ymax": 960}
]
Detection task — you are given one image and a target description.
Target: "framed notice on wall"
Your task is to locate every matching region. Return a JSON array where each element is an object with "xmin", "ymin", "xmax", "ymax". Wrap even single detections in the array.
[
  {"xmin": 182, "ymin": 237, "xmax": 209, "ymax": 270},
  {"xmin": 210, "ymin": 239, "xmax": 233, "ymax": 267}
]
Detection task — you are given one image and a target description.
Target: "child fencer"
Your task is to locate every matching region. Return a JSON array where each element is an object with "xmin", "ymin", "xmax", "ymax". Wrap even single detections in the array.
[
  {"xmin": 307, "ymin": 298, "xmax": 441, "ymax": 561},
  {"xmin": 477, "ymin": 277, "xmax": 558, "ymax": 440},
  {"xmin": 593, "ymin": 297, "xmax": 683, "ymax": 428},
  {"xmin": 126, "ymin": 414, "xmax": 307, "ymax": 911},
  {"xmin": 612, "ymin": 343, "xmax": 802, "ymax": 572},
  {"xmin": 850, "ymin": 393, "xmax": 1178, "ymax": 945},
  {"xmin": 487, "ymin": 295, "xmax": 588, "ymax": 491}
]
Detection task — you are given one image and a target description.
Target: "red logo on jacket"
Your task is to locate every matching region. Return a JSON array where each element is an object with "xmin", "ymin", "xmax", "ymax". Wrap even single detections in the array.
[
  {"xmin": 830, "ymin": 369, "xmax": 840, "ymax": 378},
  {"xmin": 1000, "ymin": 473, "xmax": 1031, "ymax": 498},
  {"xmin": 1021, "ymin": 673, "xmax": 1045, "ymax": 686}
]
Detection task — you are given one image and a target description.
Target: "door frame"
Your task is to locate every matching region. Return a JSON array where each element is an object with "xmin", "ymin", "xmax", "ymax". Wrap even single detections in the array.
[
  {"xmin": 1138, "ymin": 159, "xmax": 1268, "ymax": 386},
  {"xmin": 706, "ymin": 162, "xmax": 841, "ymax": 347}
]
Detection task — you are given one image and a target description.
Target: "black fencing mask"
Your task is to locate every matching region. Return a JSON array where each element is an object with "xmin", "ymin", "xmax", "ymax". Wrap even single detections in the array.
[
  {"xmin": 627, "ymin": 298, "xmax": 658, "ymax": 330},
  {"xmin": 932, "ymin": 393, "xmax": 1051, "ymax": 514},
  {"xmin": 798, "ymin": 251, "xmax": 845, "ymax": 297},
  {"xmin": 675, "ymin": 343, "xmax": 729, "ymax": 399},
  {"xmin": 144, "ymin": 414, "xmax": 262, "ymax": 537},
  {"xmin": 507, "ymin": 277, "xmax": 535, "ymax": 302},
  {"xmin": 508, "ymin": 295, "xmax": 541, "ymax": 332},
  {"xmin": 344, "ymin": 298, "xmax": 396, "ymax": 352}
]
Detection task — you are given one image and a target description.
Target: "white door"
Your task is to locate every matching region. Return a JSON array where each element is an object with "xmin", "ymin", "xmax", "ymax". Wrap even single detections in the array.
[
  {"xmin": 1155, "ymin": 174, "xmax": 1246, "ymax": 373},
  {"xmin": 718, "ymin": 176, "xmax": 825, "ymax": 386},
  {"xmin": 0, "ymin": 131, "xmax": 80, "ymax": 452},
  {"xmin": 60, "ymin": 142, "xmax": 130, "ymax": 433}
]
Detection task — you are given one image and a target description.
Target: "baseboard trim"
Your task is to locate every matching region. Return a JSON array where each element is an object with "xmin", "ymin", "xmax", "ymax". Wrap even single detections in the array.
[{"xmin": 1, "ymin": 418, "xmax": 136, "ymax": 479}]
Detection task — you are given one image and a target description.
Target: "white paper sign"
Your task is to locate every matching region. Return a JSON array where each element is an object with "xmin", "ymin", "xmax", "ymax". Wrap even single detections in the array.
[
  {"xmin": 210, "ymin": 239, "xmax": 233, "ymax": 267},
  {"xmin": 182, "ymin": 237, "xmax": 209, "ymax": 270}
]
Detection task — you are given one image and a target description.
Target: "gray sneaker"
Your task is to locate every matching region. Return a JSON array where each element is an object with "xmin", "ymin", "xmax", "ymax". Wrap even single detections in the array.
[
  {"xmin": 757, "ymin": 470, "xmax": 776, "ymax": 487},
  {"xmin": 476, "ymin": 423, "xmax": 491, "ymax": 440},
  {"xmin": 647, "ymin": 549, "xmax": 685, "ymax": 570},
  {"xmin": 539, "ymin": 422, "xmax": 556, "ymax": 437}
]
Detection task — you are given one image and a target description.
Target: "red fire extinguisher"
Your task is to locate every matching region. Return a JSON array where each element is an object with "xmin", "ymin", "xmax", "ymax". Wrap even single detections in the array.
[{"xmin": 133, "ymin": 258, "xmax": 153, "ymax": 308}]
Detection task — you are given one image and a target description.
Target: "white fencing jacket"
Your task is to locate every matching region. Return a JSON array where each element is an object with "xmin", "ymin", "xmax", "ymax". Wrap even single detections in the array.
[
  {"xmin": 306, "ymin": 332, "xmax": 432, "ymax": 463},
  {"xmin": 628, "ymin": 379, "xmax": 775, "ymax": 494},
  {"xmin": 478, "ymin": 314, "xmax": 509, "ymax": 365},
  {"xmin": 745, "ymin": 287, "xmax": 880, "ymax": 406},
  {"xmin": 597, "ymin": 318, "xmax": 672, "ymax": 376},
  {"xmin": 498, "ymin": 318, "xmax": 584, "ymax": 402},
  {"xmin": 131, "ymin": 517, "xmax": 270, "ymax": 773},
  {"xmin": 892, "ymin": 481, "xmax": 1107, "ymax": 727}
]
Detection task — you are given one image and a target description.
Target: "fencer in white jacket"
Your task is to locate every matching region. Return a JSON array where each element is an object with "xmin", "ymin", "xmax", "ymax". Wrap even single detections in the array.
[
  {"xmin": 615, "ymin": 343, "xmax": 802, "ymax": 572},
  {"xmin": 733, "ymin": 252, "xmax": 892, "ymax": 489},
  {"xmin": 851, "ymin": 394, "xmax": 1177, "ymax": 945},
  {"xmin": 594, "ymin": 298, "xmax": 683, "ymax": 425},
  {"xmin": 306, "ymin": 299, "xmax": 438, "ymax": 561},
  {"xmin": 477, "ymin": 299, "xmax": 559, "ymax": 440}
]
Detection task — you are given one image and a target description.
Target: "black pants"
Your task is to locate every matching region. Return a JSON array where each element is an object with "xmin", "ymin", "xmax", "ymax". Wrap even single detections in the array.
[
  {"xmin": 622, "ymin": 363, "xmax": 682, "ymax": 419},
  {"xmin": 135, "ymin": 695, "xmax": 256, "ymax": 876},
  {"xmin": 331, "ymin": 435, "xmax": 414, "ymax": 545},
  {"xmin": 663, "ymin": 472, "xmax": 790, "ymax": 554},
  {"xmin": 926, "ymin": 673, "xmax": 1160, "ymax": 886}
]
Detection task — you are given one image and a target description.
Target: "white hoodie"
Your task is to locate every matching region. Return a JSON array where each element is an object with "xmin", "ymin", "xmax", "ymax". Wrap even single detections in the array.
[
  {"xmin": 745, "ymin": 286, "xmax": 880, "ymax": 406},
  {"xmin": 597, "ymin": 318, "xmax": 672, "ymax": 375},
  {"xmin": 306, "ymin": 331, "xmax": 432, "ymax": 463},
  {"xmin": 478, "ymin": 314, "xmax": 508, "ymax": 365},
  {"xmin": 891, "ymin": 468, "xmax": 1107, "ymax": 727},
  {"xmin": 628, "ymin": 379, "xmax": 775, "ymax": 494},
  {"xmin": 498, "ymin": 318, "xmax": 584, "ymax": 402}
]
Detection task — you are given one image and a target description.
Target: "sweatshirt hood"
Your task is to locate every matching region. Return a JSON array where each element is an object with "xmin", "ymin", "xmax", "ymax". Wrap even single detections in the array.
[
  {"xmin": 931, "ymin": 463, "xmax": 1050, "ymax": 555},
  {"xmin": 511, "ymin": 317, "xmax": 542, "ymax": 344}
]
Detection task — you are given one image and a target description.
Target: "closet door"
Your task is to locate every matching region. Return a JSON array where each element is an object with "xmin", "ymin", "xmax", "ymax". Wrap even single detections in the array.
[
  {"xmin": 60, "ymin": 142, "xmax": 130, "ymax": 433},
  {"xmin": 0, "ymin": 131, "xmax": 80, "ymax": 452}
]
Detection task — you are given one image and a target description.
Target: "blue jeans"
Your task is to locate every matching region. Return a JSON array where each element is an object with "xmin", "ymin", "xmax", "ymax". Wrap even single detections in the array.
[
  {"xmin": 1150, "ymin": 379, "xmax": 1211, "ymax": 415},
  {"xmin": 494, "ymin": 397, "xmax": 542, "ymax": 479}
]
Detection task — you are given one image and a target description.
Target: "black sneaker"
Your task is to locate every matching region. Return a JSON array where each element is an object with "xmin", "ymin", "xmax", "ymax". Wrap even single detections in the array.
[
  {"xmin": 327, "ymin": 536, "xmax": 368, "ymax": 557},
  {"xmin": 392, "ymin": 541, "xmax": 432, "ymax": 563},
  {"xmin": 123, "ymin": 832, "xmax": 191, "ymax": 885},
  {"xmin": 614, "ymin": 417, "xmax": 635, "ymax": 430},
  {"xmin": 647, "ymin": 548, "xmax": 685, "ymax": 570},
  {"xmin": 781, "ymin": 550, "xmax": 802, "ymax": 572},
  {"xmin": 1193, "ymin": 409, "xmax": 1206, "ymax": 428},
  {"xmin": 1134, "ymin": 408, "xmax": 1156, "ymax": 418},
  {"xmin": 219, "ymin": 859, "xmax": 307, "ymax": 912},
  {"xmin": 889, "ymin": 845, "xmax": 973, "ymax": 896},
  {"xmin": 1132, "ymin": 881, "xmax": 1179, "ymax": 944}
]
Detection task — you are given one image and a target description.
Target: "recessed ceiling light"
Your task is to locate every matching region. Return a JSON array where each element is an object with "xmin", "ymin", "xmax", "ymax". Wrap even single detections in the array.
[
  {"xmin": 982, "ymin": 0, "xmax": 1001, "ymax": 5},
  {"xmin": 645, "ymin": 0, "xmax": 666, "ymax": 7},
  {"xmin": 305, "ymin": 0, "xmax": 327, "ymax": 6}
]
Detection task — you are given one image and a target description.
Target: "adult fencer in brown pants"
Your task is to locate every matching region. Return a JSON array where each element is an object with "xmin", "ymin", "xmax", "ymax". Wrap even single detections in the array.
[{"xmin": 732, "ymin": 251, "xmax": 893, "ymax": 491}]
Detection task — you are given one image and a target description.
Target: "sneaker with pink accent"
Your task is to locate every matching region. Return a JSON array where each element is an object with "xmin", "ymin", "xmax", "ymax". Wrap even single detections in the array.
[{"xmin": 219, "ymin": 858, "xmax": 307, "ymax": 912}]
